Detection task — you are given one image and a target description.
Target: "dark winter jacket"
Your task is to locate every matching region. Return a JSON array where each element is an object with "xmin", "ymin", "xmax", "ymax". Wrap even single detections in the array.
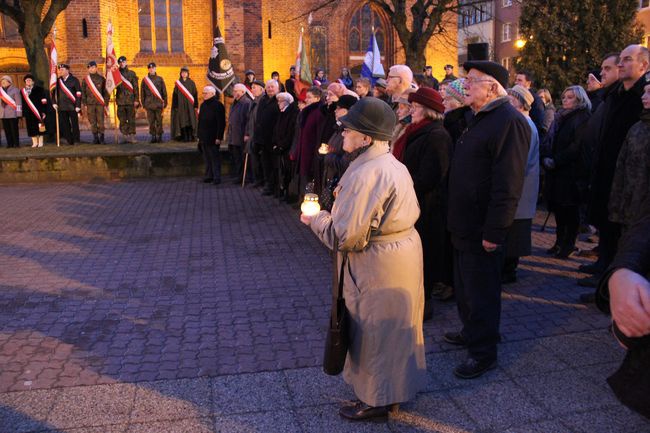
[
  {"xmin": 608, "ymin": 110, "xmax": 650, "ymax": 226},
  {"xmin": 589, "ymin": 75, "xmax": 647, "ymax": 226},
  {"xmin": 21, "ymin": 85, "xmax": 48, "ymax": 136},
  {"xmin": 226, "ymin": 95, "xmax": 251, "ymax": 147},
  {"xmin": 253, "ymin": 94, "xmax": 280, "ymax": 150},
  {"xmin": 443, "ymin": 105, "xmax": 472, "ymax": 147},
  {"xmin": 543, "ymin": 107, "xmax": 591, "ymax": 207},
  {"xmin": 271, "ymin": 102, "xmax": 299, "ymax": 153},
  {"xmin": 588, "ymin": 88, "xmax": 605, "ymax": 113},
  {"xmin": 447, "ymin": 97, "xmax": 531, "ymax": 252},
  {"xmin": 291, "ymin": 102, "xmax": 325, "ymax": 178},
  {"xmin": 56, "ymin": 74, "xmax": 82, "ymax": 112},
  {"xmin": 141, "ymin": 74, "xmax": 167, "ymax": 110},
  {"xmin": 116, "ymin": 67, "xmax": 139, "ymax": 105},
  {"xmin": 197, "ymin": 96, "xmax": 225, "ymax": 146},
  {"xmin": 529, "ymin": 90, "xmax": 546, "ymax": 142}
]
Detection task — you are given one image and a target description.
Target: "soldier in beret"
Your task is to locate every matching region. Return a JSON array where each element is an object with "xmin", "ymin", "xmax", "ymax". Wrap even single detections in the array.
[
  {"xmin": 53, "ymin": 64, "xmax": 82, "ymax": 145},
  {"xmin": 82, "ymin": 60, "xmax": 110, "ymax": 144},
  {"xmin": 141, "ymin": 62, "xmax": 167, "ymax": 143},
  {"xmin": 116, "ymin": 56, "xmax": 139, "ymax": 143}
]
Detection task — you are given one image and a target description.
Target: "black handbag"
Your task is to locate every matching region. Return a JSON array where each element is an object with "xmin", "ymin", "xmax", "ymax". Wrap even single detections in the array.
[{"xmin": 323, "ymin": 239, "xmax": 349, "ymax": 376}]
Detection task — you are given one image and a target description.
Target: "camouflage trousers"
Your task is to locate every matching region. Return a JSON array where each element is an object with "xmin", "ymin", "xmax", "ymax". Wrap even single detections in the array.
[
  {"xmin": 117, "ymin": 105, "xmax": 136, "ymax": 135},
  {"xmin": 86, "ymin": 105, "xmax": 105, "ymax": 134}
]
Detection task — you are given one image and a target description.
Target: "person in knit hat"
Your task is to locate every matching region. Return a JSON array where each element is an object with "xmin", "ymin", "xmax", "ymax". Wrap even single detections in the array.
[
  {"xmin": 443, "ymin": 78, "xmax": 472, "ymax": 146},
  {"xmin": 443, "ymin": 78, "xmax": 466, "ymax": 113},
  {"xmin": 300, "ymin": 97, "xmax": 426, "ymax": 422},
  {"xmin": 393, "ymin": 87, "xmax": 452, "ymax": 320}
]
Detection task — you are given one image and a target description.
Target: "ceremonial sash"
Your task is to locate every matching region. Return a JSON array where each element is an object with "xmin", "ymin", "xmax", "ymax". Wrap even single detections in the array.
[
  {"xmin": 0, "ymin": 87, "xmax": 17, "ymax": 110},
  {"xmin": 58, "ymin": 78, "xmax": 76, "ymax": 103},
  {"xmin": 144, "ymin": 76, "xmax": 164, "ymax": 103},
  {"xmin": 85, "ymin": 75, "xmax": 106, "ymax": 106},
  {"xmin": 175, "ymin": 80, "xmax": 195, "ymax": 105},
  {"xmin": 21, "ymin": 88, "xmax": 41, "ymax": 119},
  {"xmin": 120, "ymin": 73, "xmax": 134, "ymax": 93}
]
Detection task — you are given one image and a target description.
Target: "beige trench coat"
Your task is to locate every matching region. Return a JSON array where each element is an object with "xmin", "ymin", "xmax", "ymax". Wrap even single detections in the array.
[{"xmin": 310, "ymin": 141, "xmax": 427, "ymax": 407}]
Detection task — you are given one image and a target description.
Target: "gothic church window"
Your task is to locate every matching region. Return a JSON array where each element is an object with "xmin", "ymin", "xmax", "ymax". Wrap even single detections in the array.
[
  {"xmin": 348, "ymin": 3, "xmax": 385, "ymax": 53},
  {"xmin": 138, "ymin": 0, "xmax": 184, "ymax": 53}
]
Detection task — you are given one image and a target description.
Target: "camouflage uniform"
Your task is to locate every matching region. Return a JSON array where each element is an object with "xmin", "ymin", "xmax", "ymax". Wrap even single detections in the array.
[
  {"xmin": 82, "ymin": 72, "xmax": 109, "ymax": 142},
  {"xmin": 116, "ymin": 66, "xmax": 139, "ymax": 140},
  {"xmin": 141, "ymin": 74, "xmax": 167, "ymax": 141}
]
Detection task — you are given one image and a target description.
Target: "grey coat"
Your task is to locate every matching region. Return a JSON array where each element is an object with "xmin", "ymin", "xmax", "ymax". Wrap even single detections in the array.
[
  {"xmin": 310, "ymin": 141, "xmax": 427, "ymax": 407},
  {"xmin": 226, "ymin": 95, "xmax": 251, "ymax": 147},
  {"xmin": 515, "ymin": 116, "xmax": 540, "ymax": 219},
  {"xmin": 0, "ymin": 85, "xmax": 22, "ymax": 119},
  {"xmin": 244, "ymin": 95, "xmax": 261, "ymax": 153}
]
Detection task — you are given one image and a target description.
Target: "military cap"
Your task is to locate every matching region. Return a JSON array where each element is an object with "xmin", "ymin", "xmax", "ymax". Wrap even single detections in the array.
[
  {"xmin": 58, "ymin": 63, "xmax": 70, "ymax": 70},
  {"xmin": 251, "ymin": 79, "xmax": 265, "ymax": 88},
  {"xmin": 117, "ymin": 56, "xmax": 127, "ymax": 63},
  {"xmin": 87, "ymin": 61, "xmax": 97, "ymax": 68},
  {"xmin": 147, "ymin": 62, "xmax": 156, "ymax": 68}
]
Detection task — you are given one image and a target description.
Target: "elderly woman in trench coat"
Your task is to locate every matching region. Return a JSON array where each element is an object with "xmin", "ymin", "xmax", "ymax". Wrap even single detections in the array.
[{"xmin": 300, "ymin": 97, "xmax": 427, "ymax": 422}]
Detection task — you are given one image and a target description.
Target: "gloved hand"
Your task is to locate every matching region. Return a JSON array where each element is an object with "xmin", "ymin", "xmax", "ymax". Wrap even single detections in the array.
[
  {"xmin": 52, "ymin": 104, "xmax": 58, "ymax": 110},
  {"xmin": 75, "ymin": 107, "xmax": 81, "ymax": 113}
]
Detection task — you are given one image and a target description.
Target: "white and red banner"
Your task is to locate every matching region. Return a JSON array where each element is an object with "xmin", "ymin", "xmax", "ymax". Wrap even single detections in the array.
[
  {"xmin": 21, "ymin": 88, "xmax": 41, "ymax": 119},
  {"xmin": 105, "ymin": 22, "xmax": 122, "ymax": 93},
  {"xmin": 174, "ymin": 80, "xmax": 194, "ymax": 105},
  {"xmin": 143, "ymin": 76, "xmax": 164, "ymax": 103},
  {"xmin": 120, "ymin": 74, "xmax": 134, "ymax": 93},
  {"xmin": 49, "ymin": 28, "xmax": 58, "ymax": 93},
  {"xmin": 58, "ymin": 78, "xmax": 76, "ymax": 103},
  {"xmin": 0, "ymin": 87, "xmax": 17, "ymax": 110},
  {"xmin": 85, "ymin": 75, "xmax": 106, "ymax": 105}
]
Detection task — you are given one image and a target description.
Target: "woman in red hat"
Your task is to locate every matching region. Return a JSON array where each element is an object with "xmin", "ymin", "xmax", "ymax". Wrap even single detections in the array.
[{"xmin": 392, "ymin": 87, "xmax": 452, "ymax": 320}]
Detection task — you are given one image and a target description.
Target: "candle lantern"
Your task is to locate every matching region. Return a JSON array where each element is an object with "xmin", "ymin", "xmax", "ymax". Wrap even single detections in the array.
[
  {"xmin": 301, "ymin": 193, "xmax": 321, "ymax": 216},
  {"xmin": 318, "ymin": 142, "xmax": 329, "ymax": 155}
]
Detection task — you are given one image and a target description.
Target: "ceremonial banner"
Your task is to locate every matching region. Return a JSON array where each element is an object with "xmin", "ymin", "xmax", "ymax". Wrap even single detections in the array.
[
  {"xmin": 49, "ymin": 28, "xmax": 58, "ymax": 93},
  {"xmin": 294, "ymin": 29, "xmax": 312, "ymax": 94},
  {"xmin": 207, "ymin": 26, "xmax": 235, "ymax": 94},
  {"xmin": 105, "ymin": 22, "xmax": 122, "ymax": 93},
  {"xmin": 361, "ymin": 31, "xmax": 385, "ymax": 85}
]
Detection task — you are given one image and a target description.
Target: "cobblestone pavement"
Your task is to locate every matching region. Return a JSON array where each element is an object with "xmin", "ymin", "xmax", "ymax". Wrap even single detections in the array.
[{"xmin": 0, "ymin": 179, "xmax": 648, "ymax": 433}]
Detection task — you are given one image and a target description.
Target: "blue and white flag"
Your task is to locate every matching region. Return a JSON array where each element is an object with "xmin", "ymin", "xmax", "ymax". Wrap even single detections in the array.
[{"xmin": 361, "ymin": 33, "xmax": 385, "ymax": 85}]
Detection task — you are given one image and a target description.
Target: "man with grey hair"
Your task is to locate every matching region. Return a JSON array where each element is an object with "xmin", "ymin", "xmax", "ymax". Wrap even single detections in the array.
[
  {"xmin": 386, "ymin": 65, "xmax": 413, "ymax": 104},
  {"xmin": 197, "ymin": 85, "xmax": 225, "ymax": 185},
  {"xmin": 227, "ymin": 83, "xmax": 252, "ymax": 183},
  {"xmin": 245, "ymin": 80, "xmax": 267, "ymax": 186},
  {"xmin": 255, "ymin": 79, "xmax": 281, "ymax": 195},
  {"xmin": 445, "ymin": 61, "xmax": 530, "ymax": 379},
  {"xmin": 273, "ymin": 92, "xmax": 299, "ymax": 201}
]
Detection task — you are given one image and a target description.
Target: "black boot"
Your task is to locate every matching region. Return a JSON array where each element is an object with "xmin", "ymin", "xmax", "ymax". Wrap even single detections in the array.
[
  {"xmin": 99, "ymin": 133, "xmax": 105, "ymax": 144},
  {"xmin": 93, "ymin": 133, "xmax": 99, "ymax": 144},
  {"xmin": 157, "ymin": 134, "xmax": 164, "ymax": 143},
  {"xmin": 150, "ymin": 135, "xmax": 157, "ymax": 143}
]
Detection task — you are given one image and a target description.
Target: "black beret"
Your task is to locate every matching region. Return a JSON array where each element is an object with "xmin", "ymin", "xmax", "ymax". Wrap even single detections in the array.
[
  {"xmin": 335, "ymin": 94, "xmax": 358, "ymax": 110},
  {"xmin": 117, "ymin": 56, "xmax": 127, "ymax": 63},
  {"xmin": 245, "ymin": 69, "xmax": 255, "ymax": 75},
  {"xmin": 147, "ymin": 62, "xmax": 156, "ymax": 68},
  {"xmin": 87, "ymin": 61, "xmax": 97, "ymax": 68},
  {"xmin": 463, "ymin": 61, "xmax": 509, "ymax": 89}
]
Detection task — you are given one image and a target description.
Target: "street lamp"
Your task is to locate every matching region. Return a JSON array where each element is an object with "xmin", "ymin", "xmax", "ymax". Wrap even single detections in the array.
[{"xmin": 515, "ymin": 38, "xmax": 526, "ymax": 49}]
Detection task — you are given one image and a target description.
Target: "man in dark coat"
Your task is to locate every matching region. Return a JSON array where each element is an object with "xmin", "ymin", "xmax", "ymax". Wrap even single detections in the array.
[
  {"xmin": 197, "ymin": 86, "xmax": 226, "ymax": 185},
  {"xmin": 446, "ymin": 61, "xmax": 530, "ymax": 379},
  {"xmin": 272, "ymin": 92, "xmax": 299, "ymax": 200},
  {"xmin": 254, "ymin": 79, "xmax": 281, "ymax": 195},
  {"xmin": 596, "ymin": 196, "xmax": 650, "ymax": 420},
  {"xmin": 583, "ymin": 45, "xmax": 649, "ymax": 287},
  {"xmin": 54, "ymin": 64, "xmax": 82, "ymax": 145},
  {"xmin": 81, "ymin": 61, "xmax": 109, "ymax": 144},
  {"xmin": 116, "ymin": 56, "xmax": 139, "ymax": 143},
  {"xmin": 141, "ymin": 62, "xmax": 168, "ymax": 143},
  {"xmin": 515, "ymin": 69, "xmax": 545, "ymax": 141},
  {"xmin": 244, "ymin": 80, "xmax": 266, "ymax": 186},
  {"xmin": 226, "ymin": 83, "xmax": 252, "ymax": 182},
  {"xmin": 285, "ymin": 66, "xmax": 297, "ymax": 99}
]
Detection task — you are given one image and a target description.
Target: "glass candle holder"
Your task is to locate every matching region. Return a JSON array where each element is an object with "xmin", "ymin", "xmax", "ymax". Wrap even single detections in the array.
[
  {"xmin": 318, "ymin": 143, "xmax": 329, "ymax": 155},
  {"xmin": 301, "ymin": 193, "xmax": 321, "ymax": 216}
]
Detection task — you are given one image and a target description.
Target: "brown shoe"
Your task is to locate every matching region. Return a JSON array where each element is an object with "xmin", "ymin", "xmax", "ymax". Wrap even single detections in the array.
[{"xmin": 339, "ymin": 401, "xmax": 398, "ymax": 422}]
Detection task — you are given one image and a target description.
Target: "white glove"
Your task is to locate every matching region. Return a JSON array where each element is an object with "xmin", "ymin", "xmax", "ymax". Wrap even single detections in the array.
[
  {"xmin": 52, "ymin": 104, "xmax": 58, "ymax": 110},
  {"xmin": 75, "ymin": 107, "xmax": 81, "ymax": 113}
]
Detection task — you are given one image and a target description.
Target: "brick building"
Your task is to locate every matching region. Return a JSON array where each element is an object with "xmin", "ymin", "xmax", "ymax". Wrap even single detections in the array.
[{"xmin": 0, "ymin": 0, "xmax": 458, "ymax": 113}]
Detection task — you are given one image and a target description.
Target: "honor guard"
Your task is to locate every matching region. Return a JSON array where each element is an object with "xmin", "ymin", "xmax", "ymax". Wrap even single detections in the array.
[
  {"xmin": 115, "ymin": 56, "xmax": 139, "ymax": 143},
  {"xmin": 82, "ymin": 61, "xmax": 110, "ymax": 144},
  {"xmin": 53, "ymin": 64, "xmax": 82, "ymax": 145},
  {"xmin": 170, "ymin": 66, "xmax": 198, "ymax": 142},
  {"xmin": 141, "ymin": 62, "xmax": 167, "ymax": 143}
]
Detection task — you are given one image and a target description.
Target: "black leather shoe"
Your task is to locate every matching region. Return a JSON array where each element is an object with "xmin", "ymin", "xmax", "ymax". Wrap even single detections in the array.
[
  {"xmin": 202, "ymin": 178, "xmax": 213, "ymax": 183},
  {"xmin": 578, "ymin": 263, "xmax": 604, "ymax": 275},
  {"xmin": 443, "ymin": 332, "xmax": 467, "ymax": 346},
  {"xmin": 546, "ymin": 244, "xmax": 560, "ymax": 255},
  {"xmin": 454, "ymin": 357, "xmax": 497, "ymax": 379},
  {"xmin": 338, "ymin": 402, "xmax": 398, "ymax": 422}
]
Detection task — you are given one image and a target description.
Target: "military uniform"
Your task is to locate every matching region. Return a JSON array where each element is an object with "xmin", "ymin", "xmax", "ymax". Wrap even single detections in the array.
[
  {"xmin": 82, "ymin": 64, "xmax": 110, "ymax": 144},
  {"xmin": 115, "ymin": 60, "xmax": 139, "ymax": 143},
  {"xmin": 141, "ymin": 64, "xmax": 167, "ymax": 142},
  {"xmin": 56, "ymin": 67, "xmax": 82, "ymax": 145}
]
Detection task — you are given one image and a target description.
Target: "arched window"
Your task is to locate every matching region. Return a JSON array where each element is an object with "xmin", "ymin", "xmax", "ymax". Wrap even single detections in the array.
[
  {"xmin": 138, "ymin": 0, "xmax": 184, "ymax": 53},
  {"xmin": 0, "ymin": 15, "xmax": 19, "ymax": 40},
  {"xmin": 348, "ymin": 3, "xmax": 386, "ymax": 52}
]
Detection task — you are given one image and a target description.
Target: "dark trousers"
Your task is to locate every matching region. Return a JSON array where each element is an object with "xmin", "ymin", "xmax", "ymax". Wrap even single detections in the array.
[
  {"xmin": 251, "ymin": 143, "xmax": 264, "ymax": 185},
  {"xmin": 146, "ymin": 109, "xmax": 163, "ymax": 136},
  {"xmin": 261, "ymin": 148, "xmax": 277, "ymax": 191},
  {"xmin": 594, "ymin": 220, "xmax": 622, "ymax": 270},
  {"xmin": 228, "ymin": 144, "xmax": 243, "ymax": 179},
  {"xmin": 117, "ymin": 105, "xmax": 136, "ymax": 135},
  {"xmin": 278, "ymin": 153, "xmax": 292, "ymax": 194},
  {"xmin": 59, "ymin": 110, "xmax": 80, "ymax": 144},
  {"xmin": 2, "ymin": 118, "xmax": 19, "ymax": 147},
  {"xmin": 553, "ymin": 204, "xmax": 579, "ymax": 250},
  {"xmin": 454, "ymin": 247, "xmax": 504, "ymax": 362},
  {"xmin": 200, "ymin": 142, "xmax": 221, "ymax": 182}
]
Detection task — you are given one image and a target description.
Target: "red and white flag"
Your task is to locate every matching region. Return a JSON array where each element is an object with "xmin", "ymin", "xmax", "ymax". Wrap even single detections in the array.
[
  {"xmin": 49, "ymin": 28, "xmax": 58, "ymax": 93},
  {"xmin": 105, "ymin": 22, "xmax": 122, "ymax": 93}
]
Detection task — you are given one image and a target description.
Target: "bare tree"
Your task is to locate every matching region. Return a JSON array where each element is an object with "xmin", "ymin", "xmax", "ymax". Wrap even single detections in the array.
[{"xmin": 0, "ymin": 0, "xmax": 72, "ymax": 87}]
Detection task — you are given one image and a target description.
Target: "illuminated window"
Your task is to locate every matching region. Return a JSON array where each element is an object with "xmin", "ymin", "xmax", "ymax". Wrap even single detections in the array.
[
  {"xmin": 348, "ymin": 3, "xmax": 385, "ymax": 53},
  {"xmin": 0, "ymin": 16, "xmax": 19, "ymax": 40},
  {"xmin": 138, "ymin": 0, "xmax": 184, "ymax": 53}
]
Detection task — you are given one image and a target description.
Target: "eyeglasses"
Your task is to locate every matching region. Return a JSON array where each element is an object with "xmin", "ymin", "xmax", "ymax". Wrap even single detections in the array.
[{"xmin": 387, "ymin": 75, "xmax": 402, "ymax": 81}]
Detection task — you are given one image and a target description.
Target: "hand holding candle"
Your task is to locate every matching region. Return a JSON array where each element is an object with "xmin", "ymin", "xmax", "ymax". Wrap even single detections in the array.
[{"xmin": 300, "ymin": 193, "xmax": 321, "ymax": 220}]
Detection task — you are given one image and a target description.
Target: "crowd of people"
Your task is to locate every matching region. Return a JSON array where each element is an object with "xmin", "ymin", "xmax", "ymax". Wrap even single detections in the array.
[{"xmin": 201, "ymin": 44, "xmax": 649, "ymax": 422}]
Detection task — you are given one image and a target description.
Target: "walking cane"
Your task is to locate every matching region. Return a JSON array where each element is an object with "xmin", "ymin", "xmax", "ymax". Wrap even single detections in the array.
[
  {"xmin": 241, "ymin": 152, "xmax": 249, "ymax": 188},
  {"xmin": 55, "ymin": 105, "xmax": 60, "ymax": 147},
  {"xmin": 540, "ymin": 210, "xmax": 551, "ymax": 232}
]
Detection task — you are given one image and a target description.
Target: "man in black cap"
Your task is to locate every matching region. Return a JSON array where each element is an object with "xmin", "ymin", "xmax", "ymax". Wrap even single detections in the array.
[
  {"xmin": 116, "ymin": 56, "xmax": 139, "ymax": 143},
  {"xmin": 141, "ymin": 62, "xmax": 167, "ymax": 143},
  {"xmin": 420, "ymin": 66, "xmax": 439, "ymax": 90},
  {"xmin": 81, "ymin": 61, "xmax": 109, "ymax": 144},
  {"xmin": 445, "ymin": 60, "xmax": 530, "ymax": 379},
  {"xmin": 53, "ymin": 64, "xmax": 82, "ymax": 145}
]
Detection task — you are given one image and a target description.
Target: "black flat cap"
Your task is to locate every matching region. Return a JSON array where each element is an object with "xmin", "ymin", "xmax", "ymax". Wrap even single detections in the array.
[
  {"xmin": 180, "ymin": 65, "xmax": 189, "ymax": 72},
  {"xmin": 338, "ymin": 97, "xmax": 396, "ymax": 141},
  {"xmin": 463, "ymin": 61, "xmax": 509, "ymax": 88},
  {"xmin": 245, "ymin": 69, "xmax": 255, "ymax": 75},
  {"xmin": 87, "ymin": 61, "xmax": 97, "ymax": 68}
]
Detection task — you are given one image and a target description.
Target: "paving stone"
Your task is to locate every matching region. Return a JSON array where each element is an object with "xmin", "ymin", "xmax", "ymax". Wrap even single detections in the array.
[
  {"xmin": 130, "ymin": 378, "xmax": 212, "ymax": 422},
  {"xmin": 560, "ymin": 406, "xmax": 650, "ymax": 433},
  {"xmin": 0, "ymin": 389, "xmax": 59, "ymax": 433},
  {"xmin": 211, "ymin": 372, "xmax": 291, "ymax": 415},
  {"xmin": 127, "ymin": 418, "xmax": 215, "ymax": 433},
  {"xmin": 283, "ymin": 367, "xmax": 355, "ymax": 407},
  {"xmin": 391, "ymin": 391, "xmax": 478, "ymax": 433},
  {"xmin": 47, "ymin": 384, "xmax": 134, "ymax": 428},
  {"xmin": 500, "ymin": 420, "xmax": 574, "ymax": 433},
  {"xmin": 294, "ymin": 404, "xmax": 392, "ymax": 433},
  {"xmin": 213, "ymin": 410, "xmax": 302, "ymax": 433}
]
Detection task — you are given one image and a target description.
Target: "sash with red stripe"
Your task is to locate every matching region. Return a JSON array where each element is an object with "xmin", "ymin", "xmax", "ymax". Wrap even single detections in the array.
[
  {"xmin": 58, "ymin": 78, "xmax": 76, "ymax": 103},
  {"xmin": 175, "ymin": 80, "xmax": 195, "ymax": 105},
  {"xmin": 85, "ymin": 75, "xmax": 106, "ymax": 106},
  {"xmin": 0, "ymin": 87, "xmax": 17, "ymax": 110},
  {"xmin": 21, "ymin": 88, "xmax": 41, "ymax": 119},
  {"xmin": 120, "ymin": 74, "xmax": 134, "ymax": 93},
  {"xmin": 144, "ymin": 76, "xmax": 164, "ymax": 103}
]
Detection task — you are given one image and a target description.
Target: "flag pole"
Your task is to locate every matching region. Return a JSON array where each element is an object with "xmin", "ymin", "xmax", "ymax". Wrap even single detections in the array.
[
  {"xmin": 113, "ymin": 91, "xmax": 118, "ymax": 144},
  {"xmin": 55, "ymin": 106, "xmax": 60, "ymax": 147}
]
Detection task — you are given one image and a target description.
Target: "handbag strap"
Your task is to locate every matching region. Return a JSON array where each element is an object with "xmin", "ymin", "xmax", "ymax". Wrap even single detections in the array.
[{"xmin": 331, "ymin": 237, "xmax": 347, "ymax": 324}]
